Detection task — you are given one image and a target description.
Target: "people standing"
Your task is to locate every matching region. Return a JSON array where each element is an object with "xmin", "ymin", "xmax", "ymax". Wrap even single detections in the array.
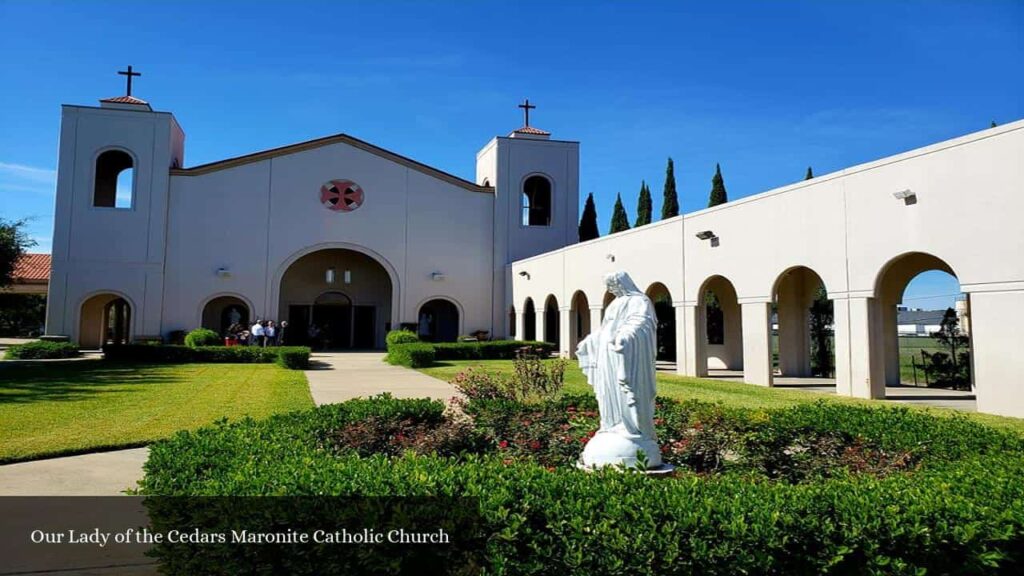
[
  {"xmin": 279, "ymin": 320, "xmax": 288, "ymax": 346},
  {"xmin": 265, "ymin": 321, "xmax": 277, "ymax": 346},
  {"xmin": 251, "ymin": 320, "xmax": 266, "ymax": 347}
]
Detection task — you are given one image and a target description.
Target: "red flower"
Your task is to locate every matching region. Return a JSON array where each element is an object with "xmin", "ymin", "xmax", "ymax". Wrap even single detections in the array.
[
  {"xmin": 529, "ymin": 440, "xmax": 542, "ymax": 450},
  {"xmin": 567, "ymin": 406, "xmax": 577, "ymax": 413},
  {"xmin": 498, "ymin": 440, "xmax": 509, "ymax": 449}
]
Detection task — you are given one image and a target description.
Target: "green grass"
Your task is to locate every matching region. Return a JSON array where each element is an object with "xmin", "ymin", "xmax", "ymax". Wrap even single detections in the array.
[
  {"xmin": 419, "ymin": 359, "xmax": 1024, "ymax": 434},
  {"xmin": 898, "ymin": 336, "xmax": 947, "ymax": 384},
  {"xmin": 0, "ymin": 361, "xmax": 313, "ymax": 463}
]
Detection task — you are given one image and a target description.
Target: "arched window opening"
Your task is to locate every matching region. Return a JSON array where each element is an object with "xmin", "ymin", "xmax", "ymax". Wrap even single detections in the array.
[
  {"xmin": 521, "ymin": 175, "xmax": 552, "ymax": 226},
  {"xmin": 94, "ymin": 150, "xmax": 134, "ymax": 208},
  {"xmin": 418, "ymin": 299, "xmax": 460, "ymax": 342}
]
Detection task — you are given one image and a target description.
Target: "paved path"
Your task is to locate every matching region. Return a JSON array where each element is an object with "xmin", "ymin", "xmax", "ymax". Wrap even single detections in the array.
[
  {"xmin": 0, "ymin": 448, "xmax": 149, "ymax": 496},
  {"xmin": 0, "ymin": 352, "xmax": 453, "ymax": 497},
  {"xmin": 305, "ymin": 351, "xmax": 457, "ymax": 406}
]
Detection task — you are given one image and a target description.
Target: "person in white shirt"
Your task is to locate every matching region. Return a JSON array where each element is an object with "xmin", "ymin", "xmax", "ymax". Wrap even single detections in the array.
[
  {"xmin": 250, "ymin": 321, "xmax": 266, "ymax": 347},
  {"xmin": 265, "ymin": 321, "xmax": 277, "ymax": 346}
]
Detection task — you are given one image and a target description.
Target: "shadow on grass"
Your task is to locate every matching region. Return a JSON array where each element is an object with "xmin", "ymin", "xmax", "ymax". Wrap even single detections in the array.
[{"xmin": 0, "ymin": 362, "xmax": 185, "ymax": 405}]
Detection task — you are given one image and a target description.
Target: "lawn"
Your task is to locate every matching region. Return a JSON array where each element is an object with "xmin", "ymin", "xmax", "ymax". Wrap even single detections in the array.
[
  {"xmin": 0, "ymin": 361, "xmax": 313, "ymax": 463},
  {"xmin": 419, "ymin": 359, "xmax": 1024, "ymax": 434}
]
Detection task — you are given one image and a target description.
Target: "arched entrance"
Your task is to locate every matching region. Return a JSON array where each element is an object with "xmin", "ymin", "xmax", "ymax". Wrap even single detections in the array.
[
  {"xmin": 544, "ymin": 295, "xmax": 560, "ymax": 346},
  {"xmin": 79, "ymin": 293, "xmax": 131, "ymax": 349},
  {"xmin": 601, "ymin": 291, "xmax": 615, "ymax": 320},
  {"xmin": 418, "ymin": 299, "xmax": 460, "ymax": 342},
  {"xmin": 569, "ymin": 290, "xmax": 590, "ymax": 357},
  {"xmin": 772, "ymin": 267, "xmax": 834, "ymax": 380},
  {"xmin": 508, "ymin": 306, "xmax": 517, "ymax": 339},
  {"xmin": 278, "ymin": 248, "xmax": 392, "ymax": 349},
  {"xmin": 874, "ymin": 252, "xmax": 972, "ymax": 394},
  {"xmin": 698, "ymin": 276, "xmax": 743, "ymax": 373},
  {"xmin": 646, "ymin": 282, "xmax": 676, "ymax": 362},
  {"xmin": 201, "ymin": 295, "xmax": 250, "ymax": 336},
  {"xmin": 523, "ymin": 298, "xmax": 537, "ymax": 341}
]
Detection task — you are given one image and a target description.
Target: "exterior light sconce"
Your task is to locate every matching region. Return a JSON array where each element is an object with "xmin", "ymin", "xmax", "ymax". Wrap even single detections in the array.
[
  {"xmin": 518, "ymin": 271, "xmax": 531, "ymax": 280},
  {"xmin": 695, "ymin": 230, "xmax": 715, "ymax": 240},
  {"xmin": 215, "ymin": 267, "xmax": 231, "ymax": 278},
  {"xmin": 325, "ymin": 267, "xmax": 337, "ymax": 284},
  {"xmin": 606, "ymin": 254, "xmax": 615, "ymax": 262},
  {"xmin": 431, "ymin": 272, "xmax": 446, "ymax": 282},
  {"xmin": 893, "ymin": 189, "xmax": 917, "ymax": 205}
]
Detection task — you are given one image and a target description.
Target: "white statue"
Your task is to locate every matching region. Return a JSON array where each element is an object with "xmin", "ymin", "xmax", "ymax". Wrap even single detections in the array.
[{"xmin": 576, "ymin": 271, "xmax": 663, "ymax": 469}]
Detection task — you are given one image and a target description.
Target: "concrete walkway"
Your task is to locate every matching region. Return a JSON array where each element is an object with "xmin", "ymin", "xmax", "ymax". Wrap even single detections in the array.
[
  {"xmin": 0, "ymin": 448, "xmax": 149, "ymax": 496},
  {"xmin": 305, "ymin": 351, "xmax": 457, "ymax": 406},
  {"xmin": 0, "ymin": 352, "xmax": 453, "ymax": 496}
]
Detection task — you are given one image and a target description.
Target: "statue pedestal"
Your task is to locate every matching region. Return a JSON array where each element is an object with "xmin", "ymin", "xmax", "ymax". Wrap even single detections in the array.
[{"xmin": 579, "ymin": 431, "xmax": 663, "ymax": 469}]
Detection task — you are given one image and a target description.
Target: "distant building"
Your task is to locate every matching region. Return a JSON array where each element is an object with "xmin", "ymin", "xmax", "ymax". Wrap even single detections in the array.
[
  {"xmin": 3, "ymin": 253, "xmax": 50, "ymax": 296},
  {"xmin": 896, "ymin": 309, "xmax": 946, "ymax": 336}
]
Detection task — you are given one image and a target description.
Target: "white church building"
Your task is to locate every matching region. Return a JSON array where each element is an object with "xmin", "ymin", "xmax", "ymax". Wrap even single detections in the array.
[{"xmin": 44, "ymin": 84, "xmax": 1024, "ymax": 418}]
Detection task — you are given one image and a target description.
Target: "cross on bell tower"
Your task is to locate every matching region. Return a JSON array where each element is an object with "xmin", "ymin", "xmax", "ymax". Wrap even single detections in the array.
[
  {"xmin": 118, "ymin": 65, "xmax": 141, "ymax": 96},
  {"xmin": 518, "ymin": 98, "xmax": 536, "ymax": 127}
]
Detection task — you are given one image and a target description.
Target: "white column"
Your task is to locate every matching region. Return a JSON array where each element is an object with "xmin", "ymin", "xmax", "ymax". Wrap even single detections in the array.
[
  {"xmin": 834, "ymin": 296, "xmax": 884, "ymax": 399},
  {"xmin": 514, "ymin": 308, "xmax": 526, "ymax": 341},
  {"xmin": 535, "ymin": 309, "xmax": 547, "ymax": 344},
  {"xmin": 741, "ymin": 301, "xmax": 773, "ymax": 386},
  {"xmin": 674, "ymin": 303, "xmax": 687, "ymax": 376},
  {"xmin": 681, "ymin": 304, "xmax": 706, "ymax": 377},
  {"xmin": 559, "ymin": 306, "xmax": 572, "ymax": 358},
  {"xmin": 967, "ymin": 290, "xmax": 1024, "ymax": 418}
]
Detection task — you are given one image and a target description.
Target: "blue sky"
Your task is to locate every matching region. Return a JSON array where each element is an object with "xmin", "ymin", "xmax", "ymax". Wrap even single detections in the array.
[{"xmin": 2, "ymin": 0, "xmax": 1021, "ymax": 309}]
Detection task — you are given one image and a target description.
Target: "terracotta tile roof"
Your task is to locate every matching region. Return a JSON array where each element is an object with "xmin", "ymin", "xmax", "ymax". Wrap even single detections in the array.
[
  {"xmin": 512, "ymin": 126, "xmax": 551, "ymax": 135},
  {"xmin": 12, "ymin": 253, "xmax": 50, "ymax": 283},
  {"xmin": 100, "ymin": 95, "xmax": 150, "ymax": 105}
]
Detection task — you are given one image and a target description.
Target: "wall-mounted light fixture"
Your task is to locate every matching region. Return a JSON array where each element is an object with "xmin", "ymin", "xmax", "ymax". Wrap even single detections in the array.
[
  {"xmin": 518, "ymin": 271, "xmax": 531, "ymax": 280},
  {"xmin": 605, "ymin": 254, "xmax": 615, "ymax": 262},
  {"xmin": 431, "ymin": 272, "xmax": 446, "ymax": 282},
  {"xmin": 215, "ymin": 267, "xmax": 231, "ymax": 278},
  {"xmin": 325, "ymin": 267, "xmax": 337, "ymax": 284},
  {"xmin": 695, "ymin": 230, "xmax": 715, "ymax": 240},
  {"xmin": 893, "ymin": 189, "xmax": 917, "ymax": 205}
]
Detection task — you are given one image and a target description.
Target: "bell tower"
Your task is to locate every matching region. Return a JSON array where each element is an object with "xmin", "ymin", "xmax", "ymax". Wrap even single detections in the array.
[
  {"xmin": 476, "ymin": 99, "xmax": 580, "ymax": 337},
  {"xmin": 45, "ymin": 66, "xmax": 185, "ymax": 342}
]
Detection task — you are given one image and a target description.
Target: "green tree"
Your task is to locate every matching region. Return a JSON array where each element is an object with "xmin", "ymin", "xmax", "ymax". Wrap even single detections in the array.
[
  {"xmin": 805, "ymin": 166, "xmax": 814, "ymax": 180},
  {"xmin": 809, "ymin": 286, "xmax": 834, "ymax": 377},
  {"xmin": 609, "ymin": 193, "xmax": 631, "ymax": 233},
  {"xmin": 0, "ymin": 218, "xmax": 35, "ymax": 289},
  {"xmin": 923, "ymin": 307, "xmax": 971, "ymax": 390},
  {"xmin": 660, "ymin": 158, "xmax": 679, "ymax": 219},
  {"xmin": 635, "ymin": 181, "xmax": 652, "ymax": 227},
  {"xmin": 708, "ymin": 163, "xmax": 728, "ymax": 207},
  {"xmin": 578, "ymin": 193, "xmax": 600, "ymax": 242}
]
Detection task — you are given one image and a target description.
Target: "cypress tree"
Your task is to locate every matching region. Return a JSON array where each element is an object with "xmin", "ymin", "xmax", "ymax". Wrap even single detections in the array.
[
  {"xmin": 610, "ymin": 193, "xmax": 631, "ymax": 233},
  {"xmin": 578, "ymin": 192, "xmax": 600, "ymax": 242},
  {"xmin": 708, "ymin": 163, "xmax": 728, "ymax": 207},
  {"xmin": 661, "ymin": 158, "xmax": 679, "ymax": 219},
  {"xmin": 805, "ymin": 166, "xmax": 814, "ymax": 180},
  {"xmin": 635, "ymin": 181, "xmax": 652, "ymax": 227}
]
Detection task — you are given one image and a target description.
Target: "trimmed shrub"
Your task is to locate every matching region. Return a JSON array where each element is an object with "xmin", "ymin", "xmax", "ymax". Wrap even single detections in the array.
[
  {"xmin": 102, "ymin": 344, "xmax": 310, "ymax": 369},
  {"xmin": 276, "ymin": 347, "xmax": 310, "ymax": 370},
  {"xmin": 385, "ymin": 329, "xmax": 420, "ymax": 348},
  {"xmin": 141, "ymin": 396, "xmax": 1024, "ymax": 574},
  {"xmin": 3, "ymin": 340, "xmax": 80, "ymax": 360},
  {"xmin": 432, "ymin": 340, "xmax": 555, "ymax": 360},
  {"xmin": 184, "ymin": 328, "xmax": 221, "ymax": 348},
  {"xmin": 385, "ymin": 342, "xmax": 436, "ymax": 368}
]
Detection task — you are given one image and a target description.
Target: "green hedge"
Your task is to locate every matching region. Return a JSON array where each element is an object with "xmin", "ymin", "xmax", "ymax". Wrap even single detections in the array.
[
  {"xmin": 103, "ymin": 344, "xmax": 310, "ymax": 369},
  {"xmin": 184, "ymin": 328, "xmax": 221, "ymax": 347},
  {"xmin": 432, "ymin": 340, "xmax": 555, "ymax": 360},
  {"xmin": 385, "ymin": 329, "xmax": 420, "ymax": 347},
  {"xmin": 140, "ymin": 396, "xmax": 1024, "ymax": 575},
  {"xmin": 3, "ymin": 340, "xmax": 81, "ymax": 360},
  {"xmin": 385, "ymin": 342, "xmax": 436, "ymax": 368}
]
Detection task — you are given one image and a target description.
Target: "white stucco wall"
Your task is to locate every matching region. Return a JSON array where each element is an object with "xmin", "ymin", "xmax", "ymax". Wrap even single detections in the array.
[{"xmin": 511, "ymin": 119, "xmax": 1024, "ymax": 418}]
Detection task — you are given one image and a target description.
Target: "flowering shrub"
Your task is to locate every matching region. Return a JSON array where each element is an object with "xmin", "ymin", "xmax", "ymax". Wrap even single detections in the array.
[{"xmin": 451, "ymin": 351, "xmax": 566, "ymax": 402}]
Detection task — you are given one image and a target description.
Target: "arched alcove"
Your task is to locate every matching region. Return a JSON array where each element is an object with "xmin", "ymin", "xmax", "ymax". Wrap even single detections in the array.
[
  {"xmin": 772, "ymin": 266, "xmax": 834, "ymax": 380},
  {"xmin": 523, "ymin": 298, "xmax": 537, "ymax": 341},
  {"xmin": 569, "ymin": 290, "xmax": 590, "ymax": 357},
  {"xmin": 521, "ymin": 175, "xmax": 552, "ymax": 226},
  {"xmin": 94, "ymin": 149, "xmax": 134, "ymax": 208},
  {"xmin": 201, "ymin": 295, "xmax": 251, "ymax": 336},
  {"xmin": 418, "ymin": 298, "xmax": 460, "ymax": 342},
  {"xmin": 79, "ymin": 292, "xmax": 131, "ymax": 349},
  {"xmin": 698, "ymin": 275, "xmax": 743, "ymax": 372},
  {"xmin": 544, "ymin": 295, "xmax": 559, "ymax": 346},
  {"xmin": 646, "ymin": 282, "xmax": 676, "ymax": 362}
]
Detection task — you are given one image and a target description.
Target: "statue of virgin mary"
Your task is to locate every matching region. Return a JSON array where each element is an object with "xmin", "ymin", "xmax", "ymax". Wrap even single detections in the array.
[{"xmin": 576, "ymin": 271, "xmax": 662, "ymax": 469}]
